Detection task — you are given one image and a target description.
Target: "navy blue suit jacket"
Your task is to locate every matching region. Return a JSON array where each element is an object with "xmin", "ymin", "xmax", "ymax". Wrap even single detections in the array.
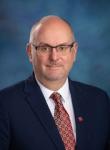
[{"xmin": 0, "ymin": 74, "xmax": 110, "ymax": 150}]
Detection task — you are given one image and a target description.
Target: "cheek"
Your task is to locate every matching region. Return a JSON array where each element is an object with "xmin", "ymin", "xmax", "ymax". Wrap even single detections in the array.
[
  {"xmin": 63, "ymin": 55, "xmax": 75, "ymax": 74},
  {"xmin": 33, "ymin": 55, "xmax": 47, "ymax": 69},
  {"xmin": 64, "ymin": 54, "xmax": 74, "ymax": 67}
]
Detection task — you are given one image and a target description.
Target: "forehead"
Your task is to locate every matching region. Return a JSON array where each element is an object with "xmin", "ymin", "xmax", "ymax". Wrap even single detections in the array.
[{"xmin": 32, "ymin": 18, "xmax": 74, "ymax": 45}]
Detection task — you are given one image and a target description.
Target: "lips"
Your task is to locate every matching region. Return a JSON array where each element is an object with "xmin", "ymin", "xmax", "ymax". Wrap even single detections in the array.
[
  {"xmin": 47, "ymin": 65, "xmax": 62, "ymax": 68},
  {"xmin": 46, "ymin": 63, "xmax": 63, "ymax": 67}
]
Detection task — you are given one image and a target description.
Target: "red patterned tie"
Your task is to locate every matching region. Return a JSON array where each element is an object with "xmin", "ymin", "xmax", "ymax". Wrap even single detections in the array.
[{"xmin": 50, "ymin": 92, "xmax": 76, "ymax": 150}]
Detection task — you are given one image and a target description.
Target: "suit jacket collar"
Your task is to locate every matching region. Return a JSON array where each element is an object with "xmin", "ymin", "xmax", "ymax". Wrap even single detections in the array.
[
  {"xmin": 69, "ymin": 79, "xmax": 90, "ymax": 149},
  {"xmin": 24, "ymin": 74, "xmax": 65, "ymax": 150}
]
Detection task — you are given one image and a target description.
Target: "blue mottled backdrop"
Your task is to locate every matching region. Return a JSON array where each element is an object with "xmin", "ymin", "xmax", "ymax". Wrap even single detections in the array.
[{"xmin": 0, "ymin": 0, "xmax": 110, "ymax": 95}]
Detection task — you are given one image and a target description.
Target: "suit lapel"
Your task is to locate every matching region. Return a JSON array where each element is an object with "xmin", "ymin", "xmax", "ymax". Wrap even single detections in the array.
[
  {"xmin": 69, "ymin": 79, "xmax": 90, "ymax": 150},
  {"xmin": 24, "ymin": 75, "xmax": 65, "ymax": 150}
]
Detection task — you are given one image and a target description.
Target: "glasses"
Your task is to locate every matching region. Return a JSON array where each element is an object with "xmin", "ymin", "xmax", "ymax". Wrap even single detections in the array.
[{"xmin": 31, "ymin": 42, "xmax": 75, "ymax": 55}]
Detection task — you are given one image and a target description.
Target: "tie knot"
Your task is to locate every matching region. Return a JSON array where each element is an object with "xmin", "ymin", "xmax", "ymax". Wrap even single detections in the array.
[{"xmin": 50, "ymin": 92, "xmax": 62, "ymax": 104}]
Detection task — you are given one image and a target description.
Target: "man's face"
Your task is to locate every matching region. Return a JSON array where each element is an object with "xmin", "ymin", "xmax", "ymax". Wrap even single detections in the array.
[{"xmin": 27, "ymin": 19, "xmax": 78, "ymax": 87}]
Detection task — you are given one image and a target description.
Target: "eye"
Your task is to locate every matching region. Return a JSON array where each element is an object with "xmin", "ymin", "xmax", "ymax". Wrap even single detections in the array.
[
  {"xmin": 38, "ymin": 46, "xmax": 50, "ymax": 52},
  {"xmin": 58, "ymin": 46, "xmax": 67, "ymax": 51}
]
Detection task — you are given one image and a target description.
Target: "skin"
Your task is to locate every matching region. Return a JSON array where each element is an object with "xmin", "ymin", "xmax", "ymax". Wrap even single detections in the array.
[{"xmin": 27, "ymin": 16, "xmax": 78, "ymax": 90}]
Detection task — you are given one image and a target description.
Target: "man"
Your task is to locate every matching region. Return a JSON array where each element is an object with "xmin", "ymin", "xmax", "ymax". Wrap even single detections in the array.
[{"xmin": 0, "ymin": 15, "xmax": 110, "ymax": 150}]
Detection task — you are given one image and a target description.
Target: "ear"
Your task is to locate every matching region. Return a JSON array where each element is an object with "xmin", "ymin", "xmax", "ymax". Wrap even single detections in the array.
[
  {"xmin": 26, "ymin": 43, "xmax": 33, "ymax": 63},
  {"xmin": 73, "ymin": 42, "xmax": 78, "ymax": 62}
]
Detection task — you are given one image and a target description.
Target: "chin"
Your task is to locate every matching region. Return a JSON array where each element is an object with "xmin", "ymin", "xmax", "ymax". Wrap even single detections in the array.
[{"xmin": 45, "ymin": 75, "xmax": 65, "ymax": 82}]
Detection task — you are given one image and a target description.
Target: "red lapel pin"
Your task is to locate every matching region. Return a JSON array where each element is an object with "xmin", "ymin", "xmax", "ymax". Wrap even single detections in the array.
[{"xmin": 78, "ymin": 116, "xmax": 84, "ymax": 123}]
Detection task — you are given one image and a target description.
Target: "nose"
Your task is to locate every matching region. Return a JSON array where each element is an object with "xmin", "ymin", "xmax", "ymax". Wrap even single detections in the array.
[{"xmin": 49, "ymin": 48, "xmax": 59, "ymax": 61}]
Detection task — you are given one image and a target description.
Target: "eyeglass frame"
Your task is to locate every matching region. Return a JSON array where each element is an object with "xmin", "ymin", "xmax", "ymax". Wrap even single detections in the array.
[{"xmin": 31, "ymin": 41, "xmax": 76, "ymax": 55}]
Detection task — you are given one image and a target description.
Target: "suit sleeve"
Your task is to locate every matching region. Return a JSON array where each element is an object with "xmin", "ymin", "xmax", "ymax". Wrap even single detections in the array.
[
  {"xmin": 0, "ymin": 94, "xmax": 10, "ymax": 150},
  {"xmin": 106, "ymin": 94, "xmax": 110, "ymax": 150}
]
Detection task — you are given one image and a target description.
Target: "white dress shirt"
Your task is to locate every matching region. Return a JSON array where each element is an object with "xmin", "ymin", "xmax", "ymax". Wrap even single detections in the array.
[{"xmin": 36, "ymin": 78, "xmax": 76, "ymax": 138}]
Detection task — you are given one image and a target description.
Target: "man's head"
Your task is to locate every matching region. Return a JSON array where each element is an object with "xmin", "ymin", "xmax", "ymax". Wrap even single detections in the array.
[{"xmin": 27, "ymin": 15, "xmax": 78, "ymax": 90}]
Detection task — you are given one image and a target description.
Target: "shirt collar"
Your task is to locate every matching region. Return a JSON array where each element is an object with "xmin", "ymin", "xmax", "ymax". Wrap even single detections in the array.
[{"xmin": 36, "ymin": 78, "xmax": 70, "ymax": 103}]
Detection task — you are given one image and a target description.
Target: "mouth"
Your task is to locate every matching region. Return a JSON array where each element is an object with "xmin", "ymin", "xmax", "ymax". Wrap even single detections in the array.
[
  {"xmin": 47, "ymin": 65, "xmax": 63, "ymax": 68},
  {"xmin": 46, "ymin": 65, "xmax": 63, "ymax": 72}
]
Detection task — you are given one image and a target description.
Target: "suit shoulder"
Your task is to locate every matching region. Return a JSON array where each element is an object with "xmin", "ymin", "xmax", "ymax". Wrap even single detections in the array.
[
  {"xmin": 0, "ymin": 79, "xmax": 26, "ymax": 98},
  {"xmin": 70, "ymin": 80, "xmax": 109, "ymax": 97}
]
